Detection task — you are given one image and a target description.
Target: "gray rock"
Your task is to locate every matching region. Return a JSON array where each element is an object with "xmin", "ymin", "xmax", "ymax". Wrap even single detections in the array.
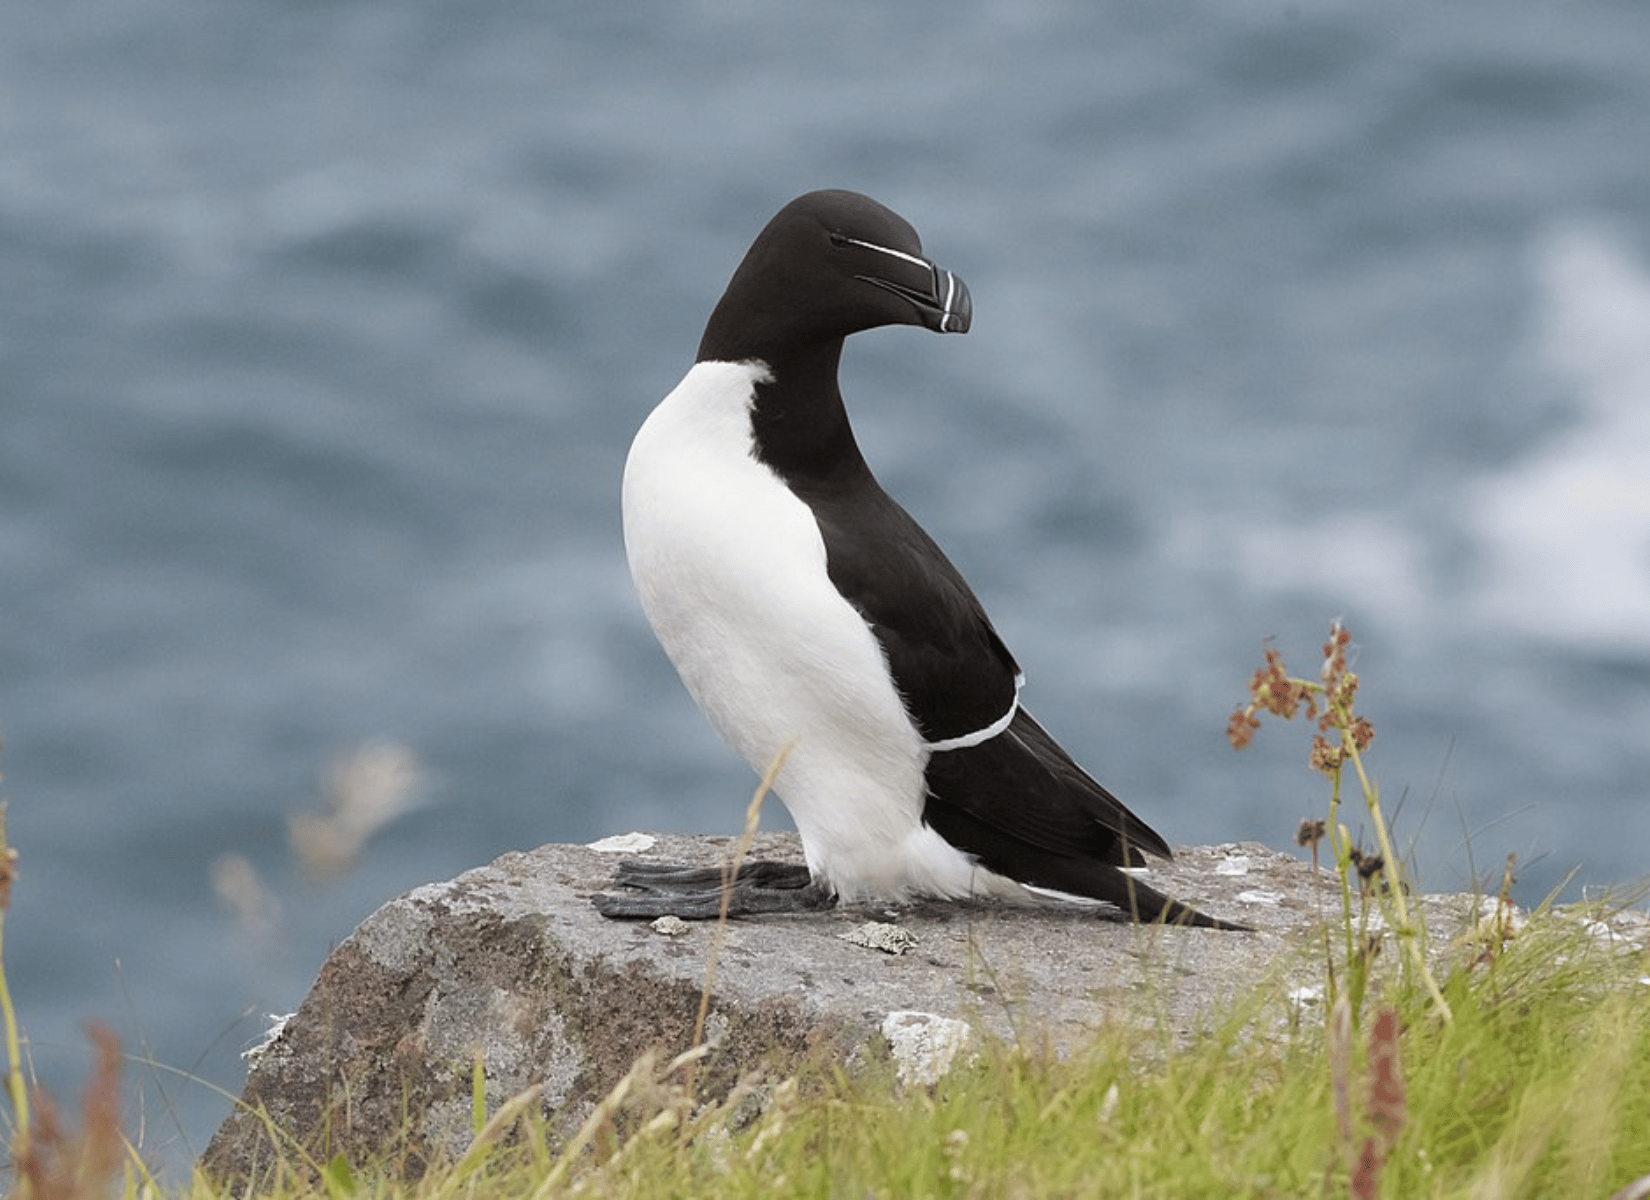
[{"xmin": 199, "ymin": 833, "xmax": 1490, "ymax": 1186}]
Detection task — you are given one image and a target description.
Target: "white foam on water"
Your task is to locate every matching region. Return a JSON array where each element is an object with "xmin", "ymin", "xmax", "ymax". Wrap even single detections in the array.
[{"xmin": 1466, "ymin": 223, "xmax": 1650, "ymax": 653}]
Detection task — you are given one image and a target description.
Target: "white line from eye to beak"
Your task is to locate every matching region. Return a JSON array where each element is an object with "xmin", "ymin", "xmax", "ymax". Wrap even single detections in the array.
[{"xmin": 840, "ymin": 237, "xmax": 931, "ymax": 270}]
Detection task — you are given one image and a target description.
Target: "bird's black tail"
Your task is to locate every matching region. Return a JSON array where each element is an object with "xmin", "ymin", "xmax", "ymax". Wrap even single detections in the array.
[{"xmin": 1102, "ymin": 869, "xmax": 1251, "ymax": 932}]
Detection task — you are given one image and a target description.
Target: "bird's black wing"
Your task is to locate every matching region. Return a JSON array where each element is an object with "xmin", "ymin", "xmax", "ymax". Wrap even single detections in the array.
[
  {"xmin": 923, "ymin": 707, "xmax": 1173, "ymax": 866},
  {"xmin": 802, "ymin": 478, "xmax": 1022, "ymax": 745},
  {"xmin": 799, "ymin": 473, "xmax": 1182, "ymax": 865}
]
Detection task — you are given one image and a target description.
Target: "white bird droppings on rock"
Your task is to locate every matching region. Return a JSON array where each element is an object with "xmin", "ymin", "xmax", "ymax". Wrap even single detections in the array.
[
  {"xmin": 587, "ymin": 832, "xmax": 658, "ymax": 854},
  {"xmin": 243, "ymin": 1013, "xmax": 296, "ymax": 1064},
  {"xmin": 882, "ymin": 1011, "xmax": 973, "ymax": 1087}
]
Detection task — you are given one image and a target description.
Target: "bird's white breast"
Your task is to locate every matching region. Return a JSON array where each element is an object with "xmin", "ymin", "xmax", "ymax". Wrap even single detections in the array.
[{"xmin": 622, "ymin": 360, "xmax": 1017, "ymax": 902}]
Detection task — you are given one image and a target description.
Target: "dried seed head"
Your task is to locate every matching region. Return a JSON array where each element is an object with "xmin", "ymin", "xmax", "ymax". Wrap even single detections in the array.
[
  {"xmin": 1350, "ymin": 716, "xmax": 1376, "ymax": 751},
  {"xmin": 1227, "ymin": 706, "xmax": 1262, "ymax": 750},
  {"xmin": 1250, "ymin": 644, "xmax": 1315, "ymax": 722},
  {"xmin": 1296, "ymin": 818, "xmax": 1327, "ymax": 848},
  {"xmin": 1308, "ymin": 734, "xmax": 1345, "ymax": 775}
]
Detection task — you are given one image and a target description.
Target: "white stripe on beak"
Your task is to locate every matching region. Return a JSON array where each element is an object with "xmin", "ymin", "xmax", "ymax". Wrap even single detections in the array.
[{"xmin": 939, "ymin": 270, "xmax": 961, "ymax": 333}]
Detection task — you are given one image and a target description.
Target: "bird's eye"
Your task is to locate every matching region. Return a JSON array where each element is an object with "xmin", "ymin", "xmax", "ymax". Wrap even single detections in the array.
[{"xmin": 828, "ymin": 232, "xmax": 851, "ymax": 248}]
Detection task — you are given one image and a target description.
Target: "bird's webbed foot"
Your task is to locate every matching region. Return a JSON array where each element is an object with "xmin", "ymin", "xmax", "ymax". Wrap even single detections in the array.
[{"xmin": 592, "ymin": 859, "xmax": 836, "ymax": 919}]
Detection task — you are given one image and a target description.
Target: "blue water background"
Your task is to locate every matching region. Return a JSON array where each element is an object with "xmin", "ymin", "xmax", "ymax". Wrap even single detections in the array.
[{"xmin": 5, "ymin": 0, "xmax": 1650, "ymax": 1174}]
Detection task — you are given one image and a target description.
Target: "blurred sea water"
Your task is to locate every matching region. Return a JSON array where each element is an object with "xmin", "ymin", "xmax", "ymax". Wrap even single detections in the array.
[{"xmin": 4, "ymin": 0, "xmax": 1650, "ymax": 1173}]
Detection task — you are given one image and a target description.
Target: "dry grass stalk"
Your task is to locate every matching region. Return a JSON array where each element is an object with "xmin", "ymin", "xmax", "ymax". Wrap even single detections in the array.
[
  {"xmin": 1350, "ymin": 1005, "xmax": 1407, "ymax": 1199},
  {"xmin": 13, "ymin": 1025, "xmax": 126, "ymax": 1200}
]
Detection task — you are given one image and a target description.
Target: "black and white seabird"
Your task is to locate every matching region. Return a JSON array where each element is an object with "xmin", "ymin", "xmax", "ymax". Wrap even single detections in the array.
[{"xmin": 599, "ymin": 189, "xmax": 1241, "ymax": 930}]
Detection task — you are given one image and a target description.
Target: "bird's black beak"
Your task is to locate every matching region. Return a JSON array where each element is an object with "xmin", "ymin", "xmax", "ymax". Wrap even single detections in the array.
[{"xmin": 854, "ymin": 253, "xmax": 972, "ymax": 334}]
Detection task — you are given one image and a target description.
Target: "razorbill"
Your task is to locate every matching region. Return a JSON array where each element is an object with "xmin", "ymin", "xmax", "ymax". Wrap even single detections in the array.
[{"xmin": 599, "ymin": 189, "xmax": 1240, "ymax": 930}]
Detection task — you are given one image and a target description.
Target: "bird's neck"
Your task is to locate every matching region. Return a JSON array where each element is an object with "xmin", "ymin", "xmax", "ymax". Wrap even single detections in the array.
[{"xmin": 746, "ymin": 340, "xmax": 872, "ymax": 491}]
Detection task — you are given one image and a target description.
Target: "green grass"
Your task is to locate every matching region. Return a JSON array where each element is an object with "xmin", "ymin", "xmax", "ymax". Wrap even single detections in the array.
[
  {"xmin": 620, "ymin": 920, "xmax": 1650, "ymax": 1200},
  {"xmin": 5, "ymin": 626, "xmax": 1650, "ymax": 1199}
]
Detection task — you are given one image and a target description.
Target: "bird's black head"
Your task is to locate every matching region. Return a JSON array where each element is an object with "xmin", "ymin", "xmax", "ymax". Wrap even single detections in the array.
[{"xmin": 697, "ymin": 189, "xmax": 971, "ymax": 364}]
